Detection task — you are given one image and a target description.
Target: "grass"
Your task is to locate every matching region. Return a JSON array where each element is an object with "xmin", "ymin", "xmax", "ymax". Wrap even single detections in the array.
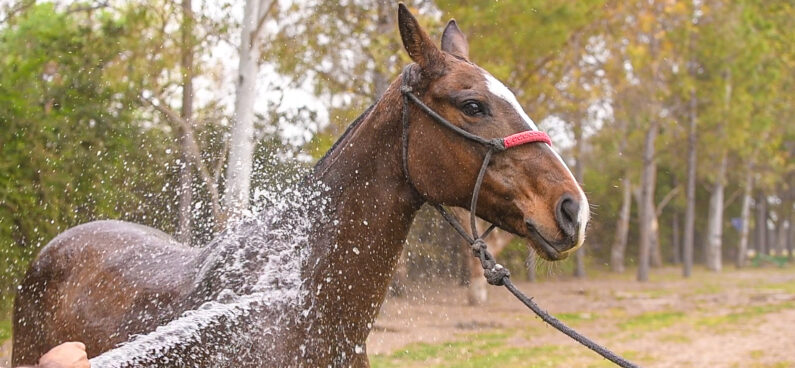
[
  {"xmin": 658, "ymin": 333, "xmax": 692, "ymax": 343},
  {"xmin": 371, "ymin": 331, "xmax": 525, "ymax": 368},
  {"xmin": 617, "ymin": 311, "xmax": 686, "ymax": 331},
  {"xmin": 696, "ymin": 302, "xmax": 795, "ymax": 331},
  {"xmin": 756, "ymin": 280, "xmax": 795, "ymax": 294},
  {"xmin": 371, "ymin": 329, "xmax": 651, "ymax": 368},
  {"xmin": 556, "ymin": 312, "xmax": 599, "ymax": 325},
  {"xmin": 370, "ymin": 330, "xmax": 591, "ymax": 368}
]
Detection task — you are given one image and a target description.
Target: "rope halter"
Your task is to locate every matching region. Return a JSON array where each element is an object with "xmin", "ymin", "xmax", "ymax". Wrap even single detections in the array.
[{"xmin": 399, "ymin": 65, "xmax": 551, "ymax": 286}]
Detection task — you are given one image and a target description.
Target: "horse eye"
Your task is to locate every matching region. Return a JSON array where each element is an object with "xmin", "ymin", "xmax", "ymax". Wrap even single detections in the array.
[{"xmin": 461, "ymin": 101, "xmax": 485, "ymax": 117}]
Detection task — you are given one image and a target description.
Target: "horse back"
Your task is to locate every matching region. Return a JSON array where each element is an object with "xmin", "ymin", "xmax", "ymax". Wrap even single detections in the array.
[{"xmin": 12, "ymin": 220, "xmax": 200, "ymax": 365}]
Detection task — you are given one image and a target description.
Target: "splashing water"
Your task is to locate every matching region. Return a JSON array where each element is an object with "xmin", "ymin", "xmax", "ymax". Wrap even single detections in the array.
[{"xmin": 90, "ymin": 173, "xmax": 329, "ymax": 367}]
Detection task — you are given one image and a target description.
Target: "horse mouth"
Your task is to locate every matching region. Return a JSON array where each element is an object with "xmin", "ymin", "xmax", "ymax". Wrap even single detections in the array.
[{"xmin": 524, "ymin": 220, "xmax": 569, "ymax": 261}]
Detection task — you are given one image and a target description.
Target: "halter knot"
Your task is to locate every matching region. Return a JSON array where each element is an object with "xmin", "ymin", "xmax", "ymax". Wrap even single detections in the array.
[
  {"xmin": 400, "ymin": 85, "xmax": 413, "ymax": 94},
  {"xmin": 489, "ymin": 138, "xmax": 507, "ymax": 151},
  {"xmin": 484, "ymin": 263, "xmax": 510, "ymax": 285},
  {"xmin": 471, "ymin": 238, "xmax": 487, "ymax": 254}
]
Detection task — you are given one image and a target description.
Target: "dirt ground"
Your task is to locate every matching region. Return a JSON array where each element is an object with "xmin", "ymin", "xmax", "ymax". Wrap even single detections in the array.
[
  {"xmin": 2, "ymin": 266, "xmax": 793, "ymax": 367},
  {"xmin": 367, "ymin": 266, "xmax": 795, "ymax": 367}
]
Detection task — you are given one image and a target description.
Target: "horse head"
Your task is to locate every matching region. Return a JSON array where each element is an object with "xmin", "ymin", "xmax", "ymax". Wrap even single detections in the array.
[{"xmin": 397, "ymin": 4, "xmax": 589, "ymax": 261}]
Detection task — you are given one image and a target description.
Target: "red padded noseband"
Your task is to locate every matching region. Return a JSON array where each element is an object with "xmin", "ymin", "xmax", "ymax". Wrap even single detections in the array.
[{"xmin": 502, "ymin": 131, "xmax": 552, "ymax": 149}]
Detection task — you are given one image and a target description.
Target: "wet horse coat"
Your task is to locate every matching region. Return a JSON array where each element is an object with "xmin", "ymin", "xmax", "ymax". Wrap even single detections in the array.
[{"xmin": 13, "ymin": 5, "xmax": 588, "ymax": 367}]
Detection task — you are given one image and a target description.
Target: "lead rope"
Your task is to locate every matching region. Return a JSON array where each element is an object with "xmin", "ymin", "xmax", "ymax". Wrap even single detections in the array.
[{"xmin": 400, "ymin": 66, "xmax": 639, "ymax": 368}]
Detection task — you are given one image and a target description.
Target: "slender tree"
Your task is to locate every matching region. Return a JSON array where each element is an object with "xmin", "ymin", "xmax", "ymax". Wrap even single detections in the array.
[
  {"xmin": 177, "ymin": 0, "xmax": 194, "ymax": 244},
  {"xmin": 736, "ymin": 159, "xmax": 754, "ymax": 267},
  {"xmin": 224, "ymin": 0, "xmax": 278, "ymax": 220}
]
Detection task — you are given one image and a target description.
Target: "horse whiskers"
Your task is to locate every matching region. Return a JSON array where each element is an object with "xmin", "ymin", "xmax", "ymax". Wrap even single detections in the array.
[{"xmin": 534, "ymin": 257, "xmax": 563, "ymax": 278}]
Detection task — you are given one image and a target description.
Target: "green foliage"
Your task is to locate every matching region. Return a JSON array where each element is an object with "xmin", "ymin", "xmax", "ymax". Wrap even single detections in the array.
[
  {"xmin": 0, "ymin": 0, "xmax": 793, "ymax": 313},
  {"xmin": 0, "ymin": 3, "xmax": 179, "ymax": 302},
  {"xmin": 749, "ymin": 254, "xmax": 790, "ymax": 268},
  {"xmin": 436, "ymin": 0, "xmax": 605, "ymax": 117}
]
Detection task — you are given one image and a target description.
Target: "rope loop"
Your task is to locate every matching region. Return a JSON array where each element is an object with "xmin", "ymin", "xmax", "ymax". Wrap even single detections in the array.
[
  {"xmin": 471, "ymin": 238, "xmax": 487, "ymax": 254},
  {"xmin": 475, "ymin": 244, "xmax": 497, "ymax": 270}
]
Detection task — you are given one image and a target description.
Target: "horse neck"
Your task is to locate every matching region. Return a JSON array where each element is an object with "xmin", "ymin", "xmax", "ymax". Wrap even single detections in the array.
[{"xmin": 302, "ymin": 80, "xmax": 423, "ymax": 353}]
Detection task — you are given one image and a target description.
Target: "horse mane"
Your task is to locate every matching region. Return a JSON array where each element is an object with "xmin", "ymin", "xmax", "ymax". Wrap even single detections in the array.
[{"xmin": 312, "ymin": 103, "xmax": 375, "ymax": 173}]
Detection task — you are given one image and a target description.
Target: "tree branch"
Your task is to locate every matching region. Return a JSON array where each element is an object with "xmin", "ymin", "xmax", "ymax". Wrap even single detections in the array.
[
  {"xmin": 0, "ymin": 0, "xmax": 35, "ymax": 25},
  {"xmin": 65, "ymin": 1, "xmax": 111, "ymax": 15},
  {"xmin": 307, "ymin": 66, "xmax": 371, "ymax": 99},
  {"xmin": 214, "ymin": 136, "xmax": 230, "ymax": 187},
  {"xmin": 656, "ymin": 186, "xmax": 681, "ymax": 217},
  {"xmin": 140, "ymin": 95, "xmax": 225, "ymax": 224},
  {"xmin": 250, "ymin": 0, "xmax": 278, "ymax": 50},
  {"xmin": 724, "ymin": 188, "xmax": 743, "ymax": 209}
]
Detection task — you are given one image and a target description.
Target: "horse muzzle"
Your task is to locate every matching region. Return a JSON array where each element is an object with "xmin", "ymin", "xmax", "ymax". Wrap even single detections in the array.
[{"xmin": 524, "ymin": 218, "xmax": 580, "ymax": 261}]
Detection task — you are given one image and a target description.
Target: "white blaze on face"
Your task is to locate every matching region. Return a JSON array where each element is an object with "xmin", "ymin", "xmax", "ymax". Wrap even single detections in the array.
[
  {"xmin": 481, "ymin": 69, "xmax": 590, "ymax": 250},
  {"xmin": 481, "ymin": 70, "xmax": 539, "ymax": 131}
]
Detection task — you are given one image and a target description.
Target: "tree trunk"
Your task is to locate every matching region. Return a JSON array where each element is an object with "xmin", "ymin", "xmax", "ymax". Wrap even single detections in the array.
[
  {"xmin": 573, "ymin": 119, "xmax": 585, "ymax": 278},
  {"xmin": 775, "ymin": 183, "xmax": 788, "ymax": 256},
  {"xmin": 177, "ymin": 0, "xmax": 194, "ymax": 245},
  {"xmin": 755, "ymin": 191, "xmax": 767, "ymax": 255},
  {"xmin": 671, "ymin": 174, "xmax": 681, "ymax": 264},
  {"xmin": 637, "ymin": 120, "xmax": 659, "ymax": 282},
  {"xmin": 389, "ymin": 247, "xmax": 409, "ymax": 297},
  {"xmin": 788, "ymin": 174, "xmax": 794, "ymax": 261},
  {"xmin": 705, "ymin": 153, "xmax": 727, "ymax": 271},
  {"xmin": 458, "ymin": 237, "xmax": 470, "ymax": 286},
  {"xmin": 650, "ymin": 208, "xmax": 662, "ymax": 268},
  {"xmin": 682, "ymin": 87, "xmax": 697, "ymax": 278},
  {"xmin": 705, "ymin": 70, "xmax": 731, "ymax": 271},
  {"xmin": 672, "ymin": 207, "xmax": 681, "ymax": 264},
  {"xmin": 525, "ymin": 252, "xmax": 536, "ymax": 282},
  {"xmin": 611, "ymin": 176, "xmax": 631, "ymax": 273},
  {"xmin": 373, "ymin": 0, "xmax": 395, "ymax": 99},
  {"xmin": 224, "ymin": 0, "xmax": 272, "ymax": 221},
  {"xmin": 736, "ymin": 162, "xmax": 753, "ymax": 268},
  {"xmin": 776, "ymin": 216, "xmax": 787, "ymax": 256},
  {"xmin": 768, "ymin": 220, "xmax": 777, "ymax": 255}
]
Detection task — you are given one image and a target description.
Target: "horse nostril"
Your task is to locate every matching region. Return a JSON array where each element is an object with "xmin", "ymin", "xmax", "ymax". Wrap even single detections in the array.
[{"xmin": 556, "ymin": 195, "xmax": 580, "ymax": 239}]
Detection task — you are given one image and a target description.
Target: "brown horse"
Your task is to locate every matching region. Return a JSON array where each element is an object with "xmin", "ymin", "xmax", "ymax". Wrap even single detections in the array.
[{"xmin": 13, "ymin": 5, "xmax": 588, "ymax": 367}]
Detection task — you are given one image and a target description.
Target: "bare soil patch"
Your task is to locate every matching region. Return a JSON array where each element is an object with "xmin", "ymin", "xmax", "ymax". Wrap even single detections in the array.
[{"xmin": 368, "ymin": 266, "xmax": 795, "ymax": 367}]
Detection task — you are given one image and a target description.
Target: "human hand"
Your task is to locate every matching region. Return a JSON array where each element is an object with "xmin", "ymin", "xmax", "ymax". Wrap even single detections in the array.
[{"xmin": 37, "ymin": 342, "xmax": 90, "ymax": 368}]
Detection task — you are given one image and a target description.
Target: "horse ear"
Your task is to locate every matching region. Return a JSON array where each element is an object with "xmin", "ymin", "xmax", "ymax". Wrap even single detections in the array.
[
  {"xmin": 398, "ymin": 3, "xmax": 444, "ymax": 75},
  {"xmin": 441, "ymin": 19, "xmax": 469, "ymax": 59}
]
